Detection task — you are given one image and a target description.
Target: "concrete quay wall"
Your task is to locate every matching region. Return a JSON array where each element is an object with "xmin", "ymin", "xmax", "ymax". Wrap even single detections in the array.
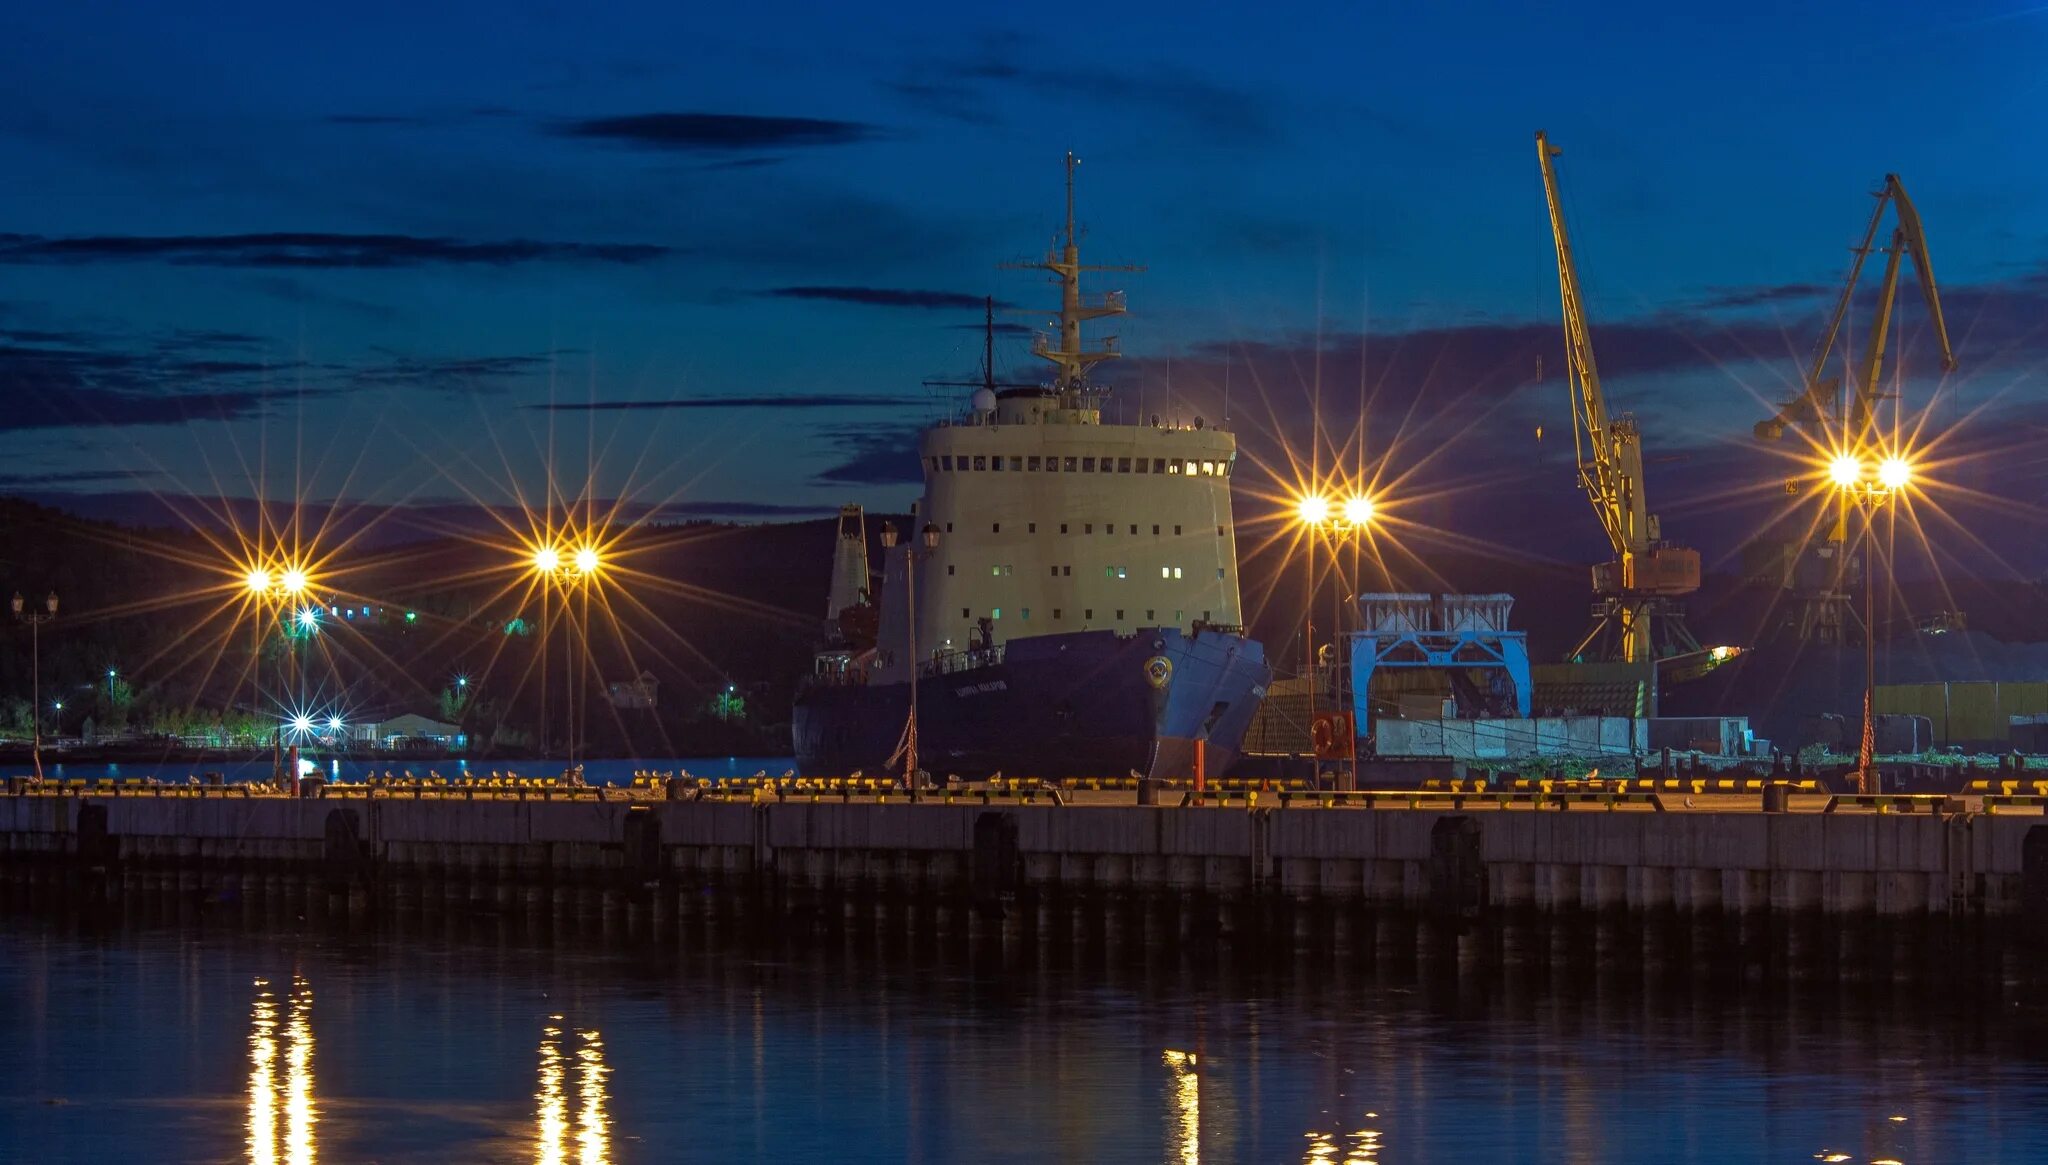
[{"xmin": 2, "ymin": 797, "xmax": 2042, "ymax": 923}]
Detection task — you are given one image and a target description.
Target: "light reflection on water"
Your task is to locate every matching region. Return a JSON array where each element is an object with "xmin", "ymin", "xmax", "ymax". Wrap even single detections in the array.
[
  {"xmin": 5, "ymin": 921, "xmax": 2048, "ymax": 1163},
  {"xmin": 245, "ymin": 976, "xmax": 315, "ymax": 1165}
]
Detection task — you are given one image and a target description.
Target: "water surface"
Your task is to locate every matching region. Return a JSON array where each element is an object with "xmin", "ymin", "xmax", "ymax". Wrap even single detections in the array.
[{"xmin": 2, "ymin": 917, "xmax": 2043, "ymax": 1163}]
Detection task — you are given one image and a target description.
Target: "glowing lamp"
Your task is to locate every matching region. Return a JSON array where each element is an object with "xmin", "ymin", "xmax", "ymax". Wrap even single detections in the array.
[
  {"xmin": 533, "ymin": 546, "xmax": 561, "ymax": 574},
  {"xmin": 290, "ymin": 714, "xmax": 313, "ymax": 734},
  {"xmin": 1296, "ymin": 495, "xmax": 1330, "ymax": 526},
  {"xmin": 326, "ymin": 716, "xmax": 343, "ymax": 731},
  {"xmin": 1877, "ymin": 457, "xmax": 1911, "ymax": 491},
  {"xmin": 245, "ymin": 567, "xmax": 273, "ymax": 594},
  {"xmin": 1828, "ymin": 455, "xmax": 1862, "ymax": 488},
  {"xmin": 1341, "ymin": 495, "xmax": 1375, "ymax": 528},
  {"xmin": 573, "ymin": 547, "xmax": 600, "ymax": 575},
  {"xmin": 279, "ymin": 568, "xmax": 307, "ymax": 595}
]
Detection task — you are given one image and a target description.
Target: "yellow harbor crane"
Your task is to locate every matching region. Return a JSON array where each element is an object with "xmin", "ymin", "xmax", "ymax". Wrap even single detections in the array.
[
  {"xmin": 1749, "ymin": 173, "xmax": 1957, "ymax": 644},
  {"xmin": 1755, "ymin": 174, "xmax": 1956, "ymax": 444},
  {"xmin": 1536, "ymin": 131, "xmax": 1704, "ymax": 676}
]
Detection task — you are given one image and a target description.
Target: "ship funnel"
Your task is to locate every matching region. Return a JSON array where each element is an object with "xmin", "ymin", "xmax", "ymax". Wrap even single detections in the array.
[{"xmin": 826, "ymin": 504, "xmax": 870, "ymax": 628}]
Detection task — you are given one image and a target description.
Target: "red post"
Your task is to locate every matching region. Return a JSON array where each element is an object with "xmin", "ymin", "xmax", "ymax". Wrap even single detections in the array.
[{"xmin": 1194, "ymin": 738, "xmax": 1206, "ymax": 799}]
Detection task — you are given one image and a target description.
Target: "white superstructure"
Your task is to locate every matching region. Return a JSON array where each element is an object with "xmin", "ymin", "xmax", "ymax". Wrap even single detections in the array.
[{"xmin": 871, "ymin": 156, "xmax": 1244, "ymax": 684}]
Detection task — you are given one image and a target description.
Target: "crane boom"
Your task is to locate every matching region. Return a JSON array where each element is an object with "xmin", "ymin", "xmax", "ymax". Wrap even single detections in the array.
[
  {"xmin": 1537, "ymin": 132, "xmax": 1648, "ymax": 577},
  {"xmin": 1757, "ymin": 174, "xmax": 1957, "ymax": 440},
  {"xmin": 1537, "ymin": 131, "xmax": 1701, "ymax": 669}
]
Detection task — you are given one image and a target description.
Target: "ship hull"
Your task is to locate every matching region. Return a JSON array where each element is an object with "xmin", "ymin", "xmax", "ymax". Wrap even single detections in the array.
[{"xmin": 793, "ymin": 628, "xmax": 1269, "ymax": 779}]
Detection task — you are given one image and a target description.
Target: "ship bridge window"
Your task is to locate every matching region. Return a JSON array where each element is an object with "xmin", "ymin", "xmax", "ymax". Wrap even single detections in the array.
[
  {"xmin": 1146, "ymin": 609, "xmax": 1154, "ymax": 621},
  {"xmin": 992, "ymin": 523, "xmax": 1001, "ymax": 533},
  {"xmin": 1135, "ymin": 459, "xmax": 1149, "ymax": 474},
  {"xmin": 1046, "ymin": 458, "xmax": 1059, "ymax": 472},
  {"xmin": 991, "ymin": 457, "xmax": 1003, "ymax": 471},
  {"xmin": 1064, "ymin": 456, "xmax": 1078, "ymax": 471},
  {"xmin": 1099, "ymin": 459, "xmax": 1113, "ymax": 473},
  {"xmin": 1082, "ymin": 457, "xmax": 1096, "ymax": 472},
  {"xmin": 1175, "ymin": 525, "xmax": 1182, "ymax": 535},
  {"xmin": 1028, "ymin": 456, "xmax": 1041, "ymax": 471},
  {"xmin": 1050, "ymin": 565, "xmax": 1059, "ymax": 577},
  {"xmin": 1060, "ymin": 523, "xmax": 1068, "ymax": 534},
  {"xmin": 972, "ymin": 456, "xmax": 986, "ymax": 471},
  {"xmin": 1063, "ymin": 565, "xmax": 1071, "ymax": 576},
  {"xmin": 1185, "ymin": 460, "xmax": 1198, "ymax": 475},
  {"xmin": 1166, "ymin": 460, "xmax": 1180, "ymax": 475},
  {"xmin": 1200, "ymin": 461, "xmax": 1215, "ymax": 475},
  {"xmin": 1129, "ymin": 524, "xmax": 1137, "ymax": 534},
  {"xmin": 1217, "ymin": 568, "xmax": 1226, "ymax": 579},
  {"xmin": 947, "ymin": 565, "xmax": 955, "ymax": 576},
  {"xmin": 991, "ymin": 608, "xmax": 1001, "ymax": 619},
  {"xmin": 1116, "ymin": 609, "xmax": 1125, "ymax": 621},
  {"xmin": 1084, "ymin": 608, "xmax": 1093, "ymax": 620},
  {"xmin": 961, "ymin": 608, "xmax": 970, "ymax": 618},
  {"xmin": 1010, "ymin": 456, "xmax": 1023, "ymax": 471},
  {"xmin": 1118, "ymin": 457, "xmax": 1132, "ymax": 472},
  {"xmin": 1153, "ymin": 524, "xmax": 1161, "ymax": 535},
  {"xmin": 1084, "ymin": 523, "xmax": 1093, "ymax": 534},
  {"xmin": 1153, "ymin": 458, "xmax": 1167, "ymax": 473},
  {"xmin": 1021, "ymin": 608, "xmax": 1030, "ymax": 621},
  {"xmin": 1053, "ymin": 608, "xmax": 1062, "ymax": 620}
]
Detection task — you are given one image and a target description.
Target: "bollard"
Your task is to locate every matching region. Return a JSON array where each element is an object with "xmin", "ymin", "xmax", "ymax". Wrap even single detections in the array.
[
  {"xmin": 1761, "ymin": 783, "xmax": 1790, "ymax": 813},
  {"xmin": 1137, "ymin": 777, "xmax": 1158, "ymax": 806}
]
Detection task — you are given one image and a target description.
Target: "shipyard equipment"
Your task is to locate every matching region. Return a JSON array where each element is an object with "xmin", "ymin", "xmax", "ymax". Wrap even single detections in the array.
[
  {"xmin": 1749, "ymin": 174, "xmax": 1957, "ymax": 644},
  {"xmin": 1536, "ymin": 131, "xmax": 1703, "ymax": 680}
]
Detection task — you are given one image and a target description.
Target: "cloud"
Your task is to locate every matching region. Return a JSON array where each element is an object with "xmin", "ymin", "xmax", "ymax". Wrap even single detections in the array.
[
  {"xmin": 0, "ymin": 468, "xmax": 159, "ymax": 489},
  {"xmin": 532, "ymin": 394, "xmax": 924, "ymax": 412},
  {"xmin": 811, "ymin": 423, "xmax": 926, "ymax": 486},
  {"xmin": 889, "ymin": 36, "xmax": 1274, "ymax": 144},
  {"xmin": 552, "ymin": 112, "xmax": 880, "ymax": 152},
  {"xmin": 323, "ymin": 113, "xmax": 432, "ymax": 126},
  {"xmin": 351, "ymin": 351, "xmax": 567, "ymax": 393},
  {"xmin": 946, "ymin": 320, "xmax": 1035, "ymax": 336},
  {"xmin": 0, "ymin": 232, "xmax": 670, "ymax": 268},
  {"xmin": 1693, "ymin": 282, "xmax": 1831, "ymax": 311},
  {"xmin": 763, "ymin": 286, "xmax": 1004, "ymax": 310}
]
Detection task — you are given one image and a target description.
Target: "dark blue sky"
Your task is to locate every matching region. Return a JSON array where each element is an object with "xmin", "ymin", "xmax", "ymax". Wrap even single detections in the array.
[{"xmin": 3, "ymin": 1, "xmax": 2044, "ymax": 570}]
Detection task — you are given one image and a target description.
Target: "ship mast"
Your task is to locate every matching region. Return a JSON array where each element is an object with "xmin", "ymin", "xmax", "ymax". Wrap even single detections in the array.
[{"xmin": 1007, "ymin": 153, "xmax": 1143, "ymax": 411}]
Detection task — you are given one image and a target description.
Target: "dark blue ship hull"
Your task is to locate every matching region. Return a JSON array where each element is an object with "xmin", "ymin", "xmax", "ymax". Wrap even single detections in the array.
[{"xmin": 793, "ymin": 627, "xmax": 1269, "ymax": 779}]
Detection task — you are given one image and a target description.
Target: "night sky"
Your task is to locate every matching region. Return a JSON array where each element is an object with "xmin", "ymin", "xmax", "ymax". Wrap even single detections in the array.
[{"xmin": 3, "ymin": 2, "xmax": 2044, "ymax": 573}]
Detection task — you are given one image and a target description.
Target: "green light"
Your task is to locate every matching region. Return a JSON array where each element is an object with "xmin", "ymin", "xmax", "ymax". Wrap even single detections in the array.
[{"xmin": 404, "ymin": 611, "xmax": 418, "ymax": 624}]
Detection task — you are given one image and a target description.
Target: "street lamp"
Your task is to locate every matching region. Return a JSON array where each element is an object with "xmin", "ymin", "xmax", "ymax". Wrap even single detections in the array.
[
  {"xmin": 879, "ymin": 520, "xmax": 942, "ymax": 791},
  {"xmin": 1291, "ymin": 491, "xmax": 1381, "ymax": 789},
  {"xmin": 12, "ymin": 591, "xmax": 58, "ymax": 782},
  {"xmin": 527, "ymin": 539, "xmax": 603, "ymax": 766},
  {"xmin": 1826, "ymin": 449, "xmax": 1914, "ymax": 794}
]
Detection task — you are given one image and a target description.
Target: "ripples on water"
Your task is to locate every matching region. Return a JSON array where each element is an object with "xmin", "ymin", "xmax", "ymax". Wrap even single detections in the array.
[{"xmin": 2, "ymin": 916, "xmax": 2046, "ymax": 1163}]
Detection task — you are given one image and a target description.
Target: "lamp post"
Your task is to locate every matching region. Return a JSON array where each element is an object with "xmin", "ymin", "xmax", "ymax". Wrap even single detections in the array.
[
  {"xmin": 529, "ymin": 542, "xmax": 601, "ymax": 771},
  {"xmin": 244, "ymin": 559, "xmax": 310, "ymax": 781},
  {"xmin": 12, "ymin": 591, "xmax": 58, "ymax": 782},
  {"xmin": 1826, "ymin": 452, "xmax": 1912, "ymax": 794},
  {"xmin": 1293, "ymin": 494, "xmax": 1330, "ymax": 782},
  {"xmin": 879, "ymin": 521, "xmax": 941, "ymax": 792}
]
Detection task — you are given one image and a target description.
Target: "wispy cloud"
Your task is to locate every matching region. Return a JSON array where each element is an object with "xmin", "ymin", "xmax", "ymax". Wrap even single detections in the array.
[
  {"xmin": 763, "ymin": 286, "xmax": 1004, "ymax": 310},
  {"xmin": 552, "ymin": 112, "xmax": 880, "ymax": 152},
  {"xmin": 532, "ymin": 394, "xmax": 923, "ymax": 412},
  {"xmin": 810, "ymin": 422, "xmax": 925, "ymax": 486},
  {"xmin": 0, "ymin": 232, "xmax": 671, "ymax": 268},
  {"xmin": 888, "ymin": 34, "xmax": 1275, "ymax": 144}
]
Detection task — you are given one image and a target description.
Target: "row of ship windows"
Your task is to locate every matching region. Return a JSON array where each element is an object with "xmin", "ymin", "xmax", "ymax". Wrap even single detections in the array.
[
  {"xmin": 965, "ymin": 565, "xmax": 1218, "ymax": 580},
  {"xmin": 964, "ymin": 607, "xmax": 1211, "ymax": 623},
  {"xmin": 931, "ymin": 454, "xmax": 1232, "ymax": 477},
  {"xmin": 943, "ymin": 522, "xmax": 1225, "ymax": 537}
]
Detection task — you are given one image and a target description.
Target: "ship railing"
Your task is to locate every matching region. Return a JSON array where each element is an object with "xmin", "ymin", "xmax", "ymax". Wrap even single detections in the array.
[{"xmin": 919, "ymin": 644, "xmax": 1006, "ymax": 676}]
